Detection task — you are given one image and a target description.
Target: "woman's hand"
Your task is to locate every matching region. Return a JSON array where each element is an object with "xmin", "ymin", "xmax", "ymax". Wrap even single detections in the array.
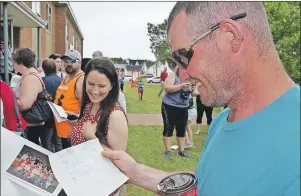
[
  {"xmin": 181, "ymin": 80, "xmax": 191, "ymax": 89},
  {"xmin": 82, "ymin": 121, "xmax": 97, "ymax": 140}
]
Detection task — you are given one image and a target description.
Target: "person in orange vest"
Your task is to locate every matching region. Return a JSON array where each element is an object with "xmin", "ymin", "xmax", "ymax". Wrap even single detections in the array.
[{"xmin": 54, "ymin": 49, "xmax": 84, "ymax": 149}]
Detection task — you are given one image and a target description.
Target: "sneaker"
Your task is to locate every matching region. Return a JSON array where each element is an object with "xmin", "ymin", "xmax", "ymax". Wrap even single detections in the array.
[
  {"xmin": 185, "ymin": 142, "xmax": 193, "ymax": 149},
  {"xmin": 178, "ymin": 151, "xmax": 190, "ymax": 158},
  {"xmin": 195, "ymin": 130, "xmax": 200, "ymax": 135},
  {"xmin": 165, "ymin": 151, "xmax": 172, "ymax": 159}
]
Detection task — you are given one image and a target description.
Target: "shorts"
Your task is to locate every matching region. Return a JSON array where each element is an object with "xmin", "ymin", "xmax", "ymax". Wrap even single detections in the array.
[
  {"xmin": 187, "ymin": 108, "xmax": 196, "ymax": 122},
  {"xmin": 120, "ymin": 83, "xmax": 124, "ymax": 91},
  {"xmin": 162, "ymin": 102, "xmax": 188, "ymax": 138},
  {"xmin": 138, "ymin": 90, "xmax": 144, "ymax": 95}
]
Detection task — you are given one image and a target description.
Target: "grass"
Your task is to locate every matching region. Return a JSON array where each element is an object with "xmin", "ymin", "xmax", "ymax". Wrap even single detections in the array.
[
  {"xmin": 123, "ymin": 80, "xmax": 223, "ymax": 114},
  {"xmin": 123, "ymin": 81, "xmax": 162, "ymax": 114},
  {"xmin": 126, "ymin": 125, "xmax": 209, "ymax": 195}
]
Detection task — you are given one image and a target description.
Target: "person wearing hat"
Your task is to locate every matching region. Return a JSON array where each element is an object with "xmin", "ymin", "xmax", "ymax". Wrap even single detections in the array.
[{"xmin": 54, "ymin": 49, "xmax": 84, "ymax": 149}]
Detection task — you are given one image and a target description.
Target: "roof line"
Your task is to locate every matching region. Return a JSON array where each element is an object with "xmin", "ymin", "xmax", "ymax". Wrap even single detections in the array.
[
  {"xmin": 11, "ymin": 2, "xmax": 47, "ymax": 28},
  {"xmin": 56, "ymin": 1, "xmax": 84, "ymax": 39}
]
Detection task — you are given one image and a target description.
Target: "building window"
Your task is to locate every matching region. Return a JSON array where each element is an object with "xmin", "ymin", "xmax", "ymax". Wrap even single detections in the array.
[
  {"xmin": 32, "ymin": 2, "xmax": 41, "ymax": 16},
  {"xmin": 66, "ymin": 20, "xmax": 69, "ymax": 41},
  {"xmin": 46, "ymin": 3, "xmax": 52, "ymax": 33}
]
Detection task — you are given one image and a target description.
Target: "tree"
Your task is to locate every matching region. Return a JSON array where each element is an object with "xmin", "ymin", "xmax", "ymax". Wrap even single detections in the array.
[
  {"xmin": 147, "ymin": 20, "xmax": 171, "ymax": 64},
  {"xmin": 111, "ymin": 57, "xmax": 125, "ymax": 64},
  {"xmin": 264, "ymin": 2, "xmax": 300, "ymax": 84}
]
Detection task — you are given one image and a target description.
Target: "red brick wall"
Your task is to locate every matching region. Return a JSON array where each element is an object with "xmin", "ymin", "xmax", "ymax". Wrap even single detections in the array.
[
  {"xmin": 19, "ymin": 28, "xmax": 32, "ymax": 49},
  {"xmin": 55, "ymin": 6, "xmax": 67, "ymax": 55},
  {"xmin": 18, "ymin": 2, "xmax": 83, "ymax": 58}
]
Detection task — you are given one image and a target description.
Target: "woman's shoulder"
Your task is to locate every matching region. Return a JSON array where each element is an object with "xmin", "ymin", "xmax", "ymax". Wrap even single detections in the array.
[{"xmin": 109, "ymin": 103, "xmax": 127, "ymax": 119}]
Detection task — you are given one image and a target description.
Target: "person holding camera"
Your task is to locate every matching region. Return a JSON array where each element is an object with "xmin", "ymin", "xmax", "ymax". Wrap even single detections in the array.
[{"xmin": 161, "ymin": 67, "xmax": 190, "ymax": 159}]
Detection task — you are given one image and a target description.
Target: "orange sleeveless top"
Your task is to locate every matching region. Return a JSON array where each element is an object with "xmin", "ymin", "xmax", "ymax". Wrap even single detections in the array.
[{"xmin": 54, "ymin": 72, "xmax": 84, "ymax": 138}]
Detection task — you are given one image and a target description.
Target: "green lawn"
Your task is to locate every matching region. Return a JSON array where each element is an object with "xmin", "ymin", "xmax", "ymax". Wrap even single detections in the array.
[
  {"xmin": 126, "ymin": 125, "xmax": 209, "ymax": 195},
  {"xmin": 123, "ymin": 81, "xmax": 162, "ymax": 114},
  {"xmin": 123, "ymin": 81, "xmax": 223, "ymax": 114}
]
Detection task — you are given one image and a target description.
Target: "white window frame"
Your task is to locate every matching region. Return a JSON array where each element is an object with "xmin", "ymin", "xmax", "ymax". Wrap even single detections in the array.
[
  {"xmin": 46, "ymin": 3, "xmax": 52, "ymax": 33},
  {"xmin": 32, "ymin": 2, "xmax": 41, "ymax": 16},
  {"xmin": 66, "ymin": 20, "xmax": 69, "ymax": 41}
]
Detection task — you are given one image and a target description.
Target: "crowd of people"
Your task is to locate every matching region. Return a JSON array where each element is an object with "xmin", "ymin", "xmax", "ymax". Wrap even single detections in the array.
[
  {"xmin": 0, "ymin": 2, "xmax": 299, "ymax": 196},
  {"xmin": 0, "ymin": 48, "xmax": 128, "ymax": 195}
]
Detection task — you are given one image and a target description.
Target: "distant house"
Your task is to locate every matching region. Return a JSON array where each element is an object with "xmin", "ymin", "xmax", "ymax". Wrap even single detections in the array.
[
  {"xmin": 123, "ymin": 58, "xmax": 147, "ymax": 80},
  {"xmin": 114, "ymin": 64, "xmax": 127, "ymax": 74},
  {"xmin": 146, "ymin": 61, "xmax": 172, "ymax": 76}
]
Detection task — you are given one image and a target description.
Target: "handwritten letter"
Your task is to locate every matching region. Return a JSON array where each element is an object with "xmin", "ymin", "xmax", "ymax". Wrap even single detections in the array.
[{"xmin": 49, "ymin": 139, "xmax": 128, "ymax": 196}]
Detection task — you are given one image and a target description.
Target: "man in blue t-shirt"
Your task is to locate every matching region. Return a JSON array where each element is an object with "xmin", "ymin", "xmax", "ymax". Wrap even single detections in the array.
[{"xmin": 101, "ymin": 2, "xmax": 300, "ymax": 196}]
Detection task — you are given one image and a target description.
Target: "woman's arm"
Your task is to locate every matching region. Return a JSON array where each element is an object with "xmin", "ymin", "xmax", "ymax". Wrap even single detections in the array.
[
  {"xmin": 17, "ymin": 75, "xmax": 42, "ymax": 111},
  {"xmin": 107, "ymin": 110, "xmax": 128, "ymax": 151},
  {"xmin": 163, "ymin": 72, "xmax": 183, "ymax": 93}
]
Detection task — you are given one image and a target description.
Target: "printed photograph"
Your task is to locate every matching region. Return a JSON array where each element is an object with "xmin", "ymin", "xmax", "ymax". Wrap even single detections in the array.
[{"xmin": 5, "ymin": 145, "xmax": 59, "ymax": 194}]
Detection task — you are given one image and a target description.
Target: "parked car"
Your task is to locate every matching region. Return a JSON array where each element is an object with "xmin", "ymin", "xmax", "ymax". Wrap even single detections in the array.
[
  {"xmin": 124, "ymin": 75, "xmax": 132, "ymax": 82},
  {"xmin": 141, "ymin": 73, "xmax": 154, "ymax": 78},
  {"xmin": 147, "ymin": 76, "xmax": 161, "ymax": 83}
]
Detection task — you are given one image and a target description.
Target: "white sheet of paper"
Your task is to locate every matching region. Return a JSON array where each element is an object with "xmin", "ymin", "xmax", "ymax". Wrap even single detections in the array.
[
  {"xmin": 1, "ymin": 127, "xmax": 63, "ymax": 196},
  {"xmin": 49, "ymin": 139, "xmax": 129, "ymax": 196},
  {"xmin": 47, "ymin": 101, "xmax": 68, "ymax": 123}
]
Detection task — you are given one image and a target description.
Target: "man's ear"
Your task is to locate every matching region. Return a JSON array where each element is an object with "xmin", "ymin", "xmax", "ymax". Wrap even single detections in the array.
[{"xmin": 218, "ymin": 18, "xmax": 244, "ymax": 53}]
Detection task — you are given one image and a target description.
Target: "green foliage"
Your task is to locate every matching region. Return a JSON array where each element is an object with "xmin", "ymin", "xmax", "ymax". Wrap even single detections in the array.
[
  {"xmin": 111, "ymin": 57, "xmax": 125, "ymax": 64},
  {"xmin": 264, "ymin": 2, "xmax": 300, "ymax": 84},
  {"xmin": 147, "ymin": 20, "xmax": 172, "ymax": 64}
]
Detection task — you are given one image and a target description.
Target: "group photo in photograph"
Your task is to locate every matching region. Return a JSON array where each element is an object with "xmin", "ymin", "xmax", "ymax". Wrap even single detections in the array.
[{"xmin": 5, "ymin": 145, "xmax": 59, "ymax": 194}]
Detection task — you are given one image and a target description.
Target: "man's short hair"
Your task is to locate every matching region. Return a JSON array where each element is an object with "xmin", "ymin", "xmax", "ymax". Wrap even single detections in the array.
[
  {"xmin": 92, "ymin": 50, "xmax": 103, "ymax": 58},
  {"xmin": 167, "ymin": 2, "xmax": 273, "ymax": 55},
  {"xmin": 42, "ymin": 59, "xmax": 57, "ymax": 76},
  {"xmin": 12, "ymin": 48, "xmax": 36, "ymax": 68}
]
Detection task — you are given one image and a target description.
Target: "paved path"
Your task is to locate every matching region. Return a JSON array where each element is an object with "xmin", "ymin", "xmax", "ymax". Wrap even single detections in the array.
[{"xmin": 127, "ymin": 113, "xmax": 209, "ymax": 125}]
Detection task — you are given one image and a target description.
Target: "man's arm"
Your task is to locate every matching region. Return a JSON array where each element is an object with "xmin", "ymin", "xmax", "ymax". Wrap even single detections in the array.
[
  {"xmin": 101, "ymin": 150, "xmax": 195, "ymax": 193},
  {"xmin": 75, "ymin": 74, "xmax": 84, "ymax": 103}
]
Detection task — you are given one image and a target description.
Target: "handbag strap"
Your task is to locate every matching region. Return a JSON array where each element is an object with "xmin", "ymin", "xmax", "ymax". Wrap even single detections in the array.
[
  {"xmin": 28, "ymin": 72, "xmax": 46, "ymax": 89},
  {"xmin": 12, "ymin": 89, "xmax": 23, "ymax": 131}
]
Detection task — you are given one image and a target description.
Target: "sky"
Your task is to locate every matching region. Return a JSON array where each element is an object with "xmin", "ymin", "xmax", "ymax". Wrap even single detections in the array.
[{"xmin": 70, "ymin": 2, "xmax": 176, "ymax": 61}]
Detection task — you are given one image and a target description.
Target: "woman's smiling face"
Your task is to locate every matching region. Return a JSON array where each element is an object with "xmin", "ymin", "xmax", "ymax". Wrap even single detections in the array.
[{"xmin": 86, "ymin": 70, "xmax": 112, "ymax": 103}]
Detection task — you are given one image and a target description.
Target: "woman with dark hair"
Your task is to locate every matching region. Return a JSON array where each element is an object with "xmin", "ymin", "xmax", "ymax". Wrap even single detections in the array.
[
  {"xmin": 12, "ymin": 48, "xmax": 48, "ymax": 146},
  {"xmin": 70, "ymin": 58, "xmax": 128, "ymax": 195},
  {"xmin": 48, "ymin": 53, "xmax": 66, "ymax": 79}
]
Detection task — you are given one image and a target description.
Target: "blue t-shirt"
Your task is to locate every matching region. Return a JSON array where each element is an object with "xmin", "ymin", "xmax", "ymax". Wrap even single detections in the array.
[
  {"xmin": 196, "ymin": 85, "xmax": 300, "ymax": 196},
  {"xmin": 137, "ymin": 81, "xmax": 144, "ymax": 90}
]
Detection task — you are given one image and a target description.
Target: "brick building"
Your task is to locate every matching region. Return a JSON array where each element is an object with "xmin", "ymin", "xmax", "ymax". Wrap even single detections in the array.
[{"xmin": 1, "ymin": 1, "xmax": 84, "ymax": 67}]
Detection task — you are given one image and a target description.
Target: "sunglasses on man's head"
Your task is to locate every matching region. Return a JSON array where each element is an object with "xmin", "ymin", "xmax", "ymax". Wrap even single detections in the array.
[{"xmin": 171, "ymin": 12, "xmax": 247, "ymax": 69}]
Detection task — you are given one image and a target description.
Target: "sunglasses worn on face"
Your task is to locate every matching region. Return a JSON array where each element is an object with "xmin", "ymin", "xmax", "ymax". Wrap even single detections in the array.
[
  {"xmin": 63, "ymin": 59, "xmax": 77, "ymax": 64},
  {"xmin": 172, "ymin": 12, "xmax": 247, "ymax": 69}
]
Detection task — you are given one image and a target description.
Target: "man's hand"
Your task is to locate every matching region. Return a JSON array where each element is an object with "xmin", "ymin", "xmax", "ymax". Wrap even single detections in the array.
[{"xmin": 101, "ymin": 150, "xmax": 138, "ymax": 183}]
